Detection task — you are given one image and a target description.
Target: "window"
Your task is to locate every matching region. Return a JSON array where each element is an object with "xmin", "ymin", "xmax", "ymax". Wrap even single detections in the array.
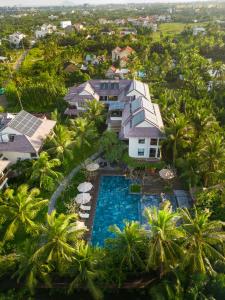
[
  {"xmin": 150, "ymin": 138, "xmax": 158, "ymax": 146},
  {"xmin": 108, "ymin": 95, "xmax": 118, "ymax": 101},
  {"xmin": 100, "ymin": 96, "xmax": 107, "ymax": 101},
  {"xmin": 31, "ymin": 153, "xmax": 37, "ymax": 158},
  {"xmin": 157, "ymin": 148, "xmax": 161, "ymax": 158},
  {"xmin": 9, "ymin": 134, "xmax": 15, "ymax": 142},
  {"xmin": 138, "ymin": 148, "xmax": 145, "ymax": 156},
  {"xmin": 149, "ymin": 148, "xmax": 156, "ymax": 158},
  {"xmin": 138, "ymin": 139, "xmax": 145, "ymax": 144}
]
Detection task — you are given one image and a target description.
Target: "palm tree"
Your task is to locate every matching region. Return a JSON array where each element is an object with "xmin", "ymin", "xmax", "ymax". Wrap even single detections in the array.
[
  {"xmin": 84, "ymin": 99, "xmax": 105, "ymax": 128},
  {"xmin": 68, "ymin": 241, "xmax": 104, "ymax": 300},
  {"xmin": 32, "ymin": 211, "xmax": 86, "ymax": 269},
  {"xmin": 106, "ymin": 221, "xmax": 146, "ymax": 286},
  {"xmin": 164, "ymin": 115, "xmax": 195, "ymax": 164},
  {"xmin": 144, "ymin": 203, "xmax": 185, "ymax": 277},
  {"xmin": 31, "ymin": 151, "xmax": 62, "ymax": 192},
  {"xmin": 180, "ymin": 207, "xmax": 225, "ymax": 275},
  {"xmin": 47, "ymin": 125, "xmax": 74, "ymax": 161},
  {"xmin": 0, "ymin": 184, "xmax": 47, "ymax": 242},
  {"xmin": 70, "ymin": 117, "xmax": 98, "ymax": 150},
  {"xmin": 197, "ymin": 134, "xmax": 225, "ymax": 187}
]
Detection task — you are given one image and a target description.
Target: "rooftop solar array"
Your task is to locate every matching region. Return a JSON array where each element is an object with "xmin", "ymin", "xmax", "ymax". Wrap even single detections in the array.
[
  {"xmin": 7, "ymin": 111, "xmax": 42, "ymax": 137},
  {"xmin": 131, "ymin": 98, "xmax": 141, "ymax": 112}
]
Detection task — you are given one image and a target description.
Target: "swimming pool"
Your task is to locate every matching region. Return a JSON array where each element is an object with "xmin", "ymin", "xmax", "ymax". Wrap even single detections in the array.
[{"xmin": 91, "ymin": 176, "xmax": 176, "ymax": 246}]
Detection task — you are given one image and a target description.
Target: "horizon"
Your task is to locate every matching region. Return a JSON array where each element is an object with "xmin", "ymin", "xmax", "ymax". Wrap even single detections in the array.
[{"xmin": 0, "ymin": 0, "xmax": 215, "ymax": 8}]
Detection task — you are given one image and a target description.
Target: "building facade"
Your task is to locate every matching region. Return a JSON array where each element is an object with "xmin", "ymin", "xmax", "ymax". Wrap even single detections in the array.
[{"xmin": 64, "ymin": 79, "xmax": 164, "ymax": 160}]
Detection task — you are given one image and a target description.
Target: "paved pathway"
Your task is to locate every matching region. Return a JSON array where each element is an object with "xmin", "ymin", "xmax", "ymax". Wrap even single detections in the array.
[
  {"xmin": 48, "ymin": 152, "xmax": 100, "ymax": 214},
  {"xmin": 12, "ymin": 49, "xmax": 30, "ymax": 71}
]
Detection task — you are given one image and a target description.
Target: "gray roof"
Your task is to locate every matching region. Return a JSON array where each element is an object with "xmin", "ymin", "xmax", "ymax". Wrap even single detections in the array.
[
  {"xmin": 7, "ymin": 110, "xmax": 42, "ymax": 137},
  {"xmin": 0, "ymin": 135, "xmax": 35, "ymax": 153}
]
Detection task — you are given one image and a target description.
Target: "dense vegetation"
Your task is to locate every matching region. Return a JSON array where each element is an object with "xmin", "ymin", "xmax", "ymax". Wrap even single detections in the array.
[{"xmin": 0, "ymin": 2, "xmax": 224, "ymax": 299}]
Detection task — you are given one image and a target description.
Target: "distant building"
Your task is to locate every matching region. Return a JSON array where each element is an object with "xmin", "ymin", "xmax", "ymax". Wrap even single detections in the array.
[
  {"xmin": 120, "ymin": 28, "xmax": 137, "ymax": 36},
  {"xmin": 48, "ymin": 15, "xmax": 58, "ymax": 20},
  {"xmin": 112, "ymin": 46, "xmax": 135, "ymax": 67},
  {"xmin": 64, "ymin": 79, "xmax": 164, "ymax": 160},
  {"xmin": 9, "ymin": 32, "xmax": 26, "ymax": 48},
  {"xmin": 0, "ymin": 111, "xmax": 56, "ymax": 164},
  {"xmin": 74, "ymin": 23, "xmax": 85, "ymax": 31},
  {"xmin": 106, "ymin": 66, "xmax": 129, "ymax": 79},
  {"xmin": 60, "ymin": 21, "xmax": 72, "ymax": 29},
  {"xmin": 35, "ymin": 24, "xmax": 57, "ymax": 39},
  {"xmin": 193, "ymin": 27, "xmax": 206, "ymax": 36}
]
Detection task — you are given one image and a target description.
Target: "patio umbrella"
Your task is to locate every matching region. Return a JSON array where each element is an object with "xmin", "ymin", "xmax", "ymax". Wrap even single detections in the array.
[
  {"xmin": 159, "ymin": 169, "xmax": 175, "ymax": 180},
  {"xmin": 86, "ymin": 163, "xmax": 99, "ymax": 172},
  {"xmin": 75, "ymin": 220, "xmax": 87, "ymax": 230},
  {"xmin": 75, "ymin": 193, "xmax": 91, "ymax": 204},
  {"xmin": 77, "ymin": 182, "xmax": 93, "ymax": 192}
]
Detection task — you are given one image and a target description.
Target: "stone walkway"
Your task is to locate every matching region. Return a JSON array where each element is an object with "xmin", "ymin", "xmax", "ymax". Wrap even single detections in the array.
[{"xmin": 48, "ymin": 152, "xmax": 100, "ymax": 214}]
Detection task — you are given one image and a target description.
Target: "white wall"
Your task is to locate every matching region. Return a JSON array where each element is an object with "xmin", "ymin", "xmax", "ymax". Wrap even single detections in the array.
[
  {"xmin": 128, "ymin": 137, "xmax": 161, "ymax": 159},
  {"xmin": 0, "ymin": 151, "xmax": 31, "ymax": 164}
]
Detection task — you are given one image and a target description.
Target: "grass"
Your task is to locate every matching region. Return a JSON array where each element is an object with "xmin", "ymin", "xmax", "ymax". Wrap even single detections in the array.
[
  {"xmin": 130, "ymin": 184, "xmax": 141, "ymax": 194},
  {"xmin": 22, "ymin": 47, "xmax": 44, "ymax": 69},
  {"xmin": 152, "ymin": 22, "xmax": 207, "ymax": 41}
]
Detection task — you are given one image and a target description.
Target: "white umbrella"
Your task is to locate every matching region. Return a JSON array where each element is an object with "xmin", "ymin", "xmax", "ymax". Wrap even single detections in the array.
[
  {"xmin": 75, "ymin": 220, "xmax": 87, "ymax": 230},
  {"xmin": 159, "ymin": 169, "xmax": 175, "ymax": 180},
  {"xmin": 86, "ymin": 163, "xmax": 99, "ymax": 172},
  {"xmin": 75, "ymin": 193, "xmax": 91, "ymax": 204},
  {"xmin": 77, "ymin": 182, "xmax": 93, "ymax": 193}
]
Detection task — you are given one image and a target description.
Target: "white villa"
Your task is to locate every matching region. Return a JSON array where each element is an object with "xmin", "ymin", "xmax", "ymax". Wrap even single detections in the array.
[
  {"xmin": 0, "ymin": 111, "xmax": 56, "ymax": 164},
  {"xmin": 193, "ymin": 27, "xmax": 206, "ymax": 36},
  {"xmin": 60, "ymin": 21, "xmax": 72, "ymax": 29},
  {"xmin": 9, "ymin": 32, "xmax": 26, "ymax": 48},
  {"xmin": 35, "ymin": 24, "xmax": 57, "ymax": 39},
  {"xmin": 64, "ymin": 79, "xmax": 164, "ymax": 160}
]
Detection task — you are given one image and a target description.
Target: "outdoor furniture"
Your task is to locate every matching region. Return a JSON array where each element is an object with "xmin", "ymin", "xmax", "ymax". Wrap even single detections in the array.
[
  {"xmin": 159, "ymin": 168, "xmax": 176, "ymax": 180},
  {"xmin": 75, "ymin": 193, "xmax": 91, "ymax": 204},
  {"xmin": 86, "ymin": 163, "xmax": 99, "ymax": 172},
  {"xmin": 79, "ymin": 212, "xmax": 90, "ymax": 219},
  {"xmin": 77, "ymin": 182, "xmax": 93, "ymax": 193},
  {"xmin": 80, "ymin": 204, "xmax": 91, "ymax": 211}
]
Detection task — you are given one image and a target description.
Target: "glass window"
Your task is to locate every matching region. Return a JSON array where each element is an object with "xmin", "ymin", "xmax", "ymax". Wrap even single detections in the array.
[
  {"xmin": 31, "ymin": 153, "xmax": 37, "ymax": 158},
  {"xmin": 149, "ymin": 148, "xmax": 156, "ymax": 158},
  {"xmin": 108, "ymin": 95, "xmax": 118, "ymax": 101},
  {"xmin": 138, "ymin": 138, "xmax": 145, "ymax": 144},
  {"xmin": 150, "ymin": 138, "xmax": 158, "ymax": 146},
  {"xmin": 9, "ymin": 134, "xmax": 15, "ymax": 142},
  {"xmin": 138, "ymin": 148, "xmax": 145, "ymax": 156}
]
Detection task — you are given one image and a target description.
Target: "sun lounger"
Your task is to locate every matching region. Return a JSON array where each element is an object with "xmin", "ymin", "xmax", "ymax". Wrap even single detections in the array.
[
  {"xmin": 80, "ymin": 204, "xmax": 91, "ymax": 211},
  {"xmin": 79, "ymin": 212, "xmax": 90, "ymax": 218}
]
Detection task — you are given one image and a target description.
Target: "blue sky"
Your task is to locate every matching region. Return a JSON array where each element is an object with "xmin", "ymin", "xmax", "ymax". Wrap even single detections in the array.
[{"xmin": 0, "ymin": 0, "xmax": 209, "ymax": 7}]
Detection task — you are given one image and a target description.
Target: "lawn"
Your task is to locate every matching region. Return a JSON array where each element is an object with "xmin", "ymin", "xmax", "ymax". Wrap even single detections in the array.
[
  {"xmin": 22, "ymin": 47, "xmax": 44, "ymax": 69},
  {"xmin": 152, "ymin": 22, "xmax": 206, "ymax": 41}
]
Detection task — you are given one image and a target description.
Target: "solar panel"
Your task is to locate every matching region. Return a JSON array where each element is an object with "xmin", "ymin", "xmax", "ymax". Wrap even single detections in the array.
[
  {"xmin": 8, "ymin": 111, "xmax": 42, "ymax": 137},
  {"xmin": 132, "ymin": 111, "xmax": 145, "ymax": 127}
]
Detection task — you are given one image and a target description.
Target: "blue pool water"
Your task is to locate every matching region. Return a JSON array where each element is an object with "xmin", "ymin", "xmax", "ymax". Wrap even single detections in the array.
[{"xmin": 91, "ymin": 176, "xmax": 177, "ymax": 246}]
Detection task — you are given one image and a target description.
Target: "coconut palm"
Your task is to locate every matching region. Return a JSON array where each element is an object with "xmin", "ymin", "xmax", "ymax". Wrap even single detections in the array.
[
  {"xmin": 68, "ymin": 241, "xmax": 104, "ymax": 300},
  {"xmin": 32, "ymin": 211, "xmax": 86, "ymax": 269},
  {"xmin": 47, "ymin": 125, "xmax": 74, "ymax": 161},
  {"xmin": 106, "ymin": 221, "xmax": 146, "ymax": 284},
  {"xmin": 197, "ymin": 134, "xmax": 225, "ymax": 187},
  {"xmin": 31, "ymin": 151, "xmax": 62, "ymax": 192},
  {"xmin": 0, "ymin": 184, "xmax": 47, "ymax": 242},
  {"xmin": 70, "ymin": 117, "xmax": 98, "ymax": 149},
  {"xmin": 180, "ymin": 207, "xmax": 225, "ymax": 275},
  {"xmin": 164, "ymin": 115, "xmax": 195, "ymax": 164},
  {"xmin": 84, "ymin": 99, "xmax": 105, "ymax": 128},
  {"xmin": 144, "ymin": 203, "xmax": 185, "ymax": 277}
]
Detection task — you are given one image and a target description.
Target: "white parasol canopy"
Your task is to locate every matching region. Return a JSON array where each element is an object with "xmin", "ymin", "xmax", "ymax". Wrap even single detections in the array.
[
  {"xmin": 159, "ymin": 169, "xmax": 175, "ymax": 180},
  {"xmin": 86, "ymin": 163, "xmax": 99, "ymax": 172},
  {"xmin": 77, "ymin": 182, "xmax": 93, "ymax": 192},
  {"xmin": 75, "ymin": 220, "xmax": 87, "ymax": 230},
  {"xmin": 75, "ymin": 193, "xmax": 91, "ymax": 204}
]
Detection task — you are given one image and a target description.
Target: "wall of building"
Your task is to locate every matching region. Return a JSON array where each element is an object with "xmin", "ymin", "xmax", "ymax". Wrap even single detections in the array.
[
  {"xmin": 128, "ymin": 137, "xmax": 161, "ymax": 159},
  {"xmin": 0, "ymin": 151, "xmax": 31, "ymax": 164}
]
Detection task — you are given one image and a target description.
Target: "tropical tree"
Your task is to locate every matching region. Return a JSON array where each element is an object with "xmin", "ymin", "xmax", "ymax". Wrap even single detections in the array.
[
  {"xmin": 106, "ymin": 221, "xmax": 146, "ymax": 286},
  {"xmin": 197, "ymin": 134, "xmax": 225, "ymax": 187},
  {"xmin": 68, "ymin": 241, "xmax": 104, "ymax": 300},
  {"xmin": 70, "ymin": 117, "xmax": 98, "ymax": 152},
  {"xmin": 31, "ymin": 151, "xmax": 62, "ymax": 192},
  {"xmin": 32, "ymin": 211, "xmax": 86, "ymax": 270},
  {"xmin": 47, "ymin": 125, "xmax": 74, "ymax": 162},
  {"xmin": 84, "ymin": 99, "xmax": 105, "ymax": 129},
  {"xmin": 144, "ymin": 203, "xmax": 185, "ymax": 277},
  {"xmin": 164, "ymin": 115, "xmax": 195, "ymax": 164},
  {"xmin": 0, "ymin": 185, "xmax": 47, "ymax": 241},
  {"xmin": 180, "ymin": 207, "xmax": 225, "ymax": 275}
]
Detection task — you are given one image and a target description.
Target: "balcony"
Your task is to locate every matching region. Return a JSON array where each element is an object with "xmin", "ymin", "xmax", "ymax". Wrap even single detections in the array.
[{"xmin": 0, "ymin": 173, "xmax": 8, "ymax": 190}]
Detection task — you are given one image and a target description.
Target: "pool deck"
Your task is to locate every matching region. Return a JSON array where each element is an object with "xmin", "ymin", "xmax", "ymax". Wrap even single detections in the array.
[{"xmin": 84, "ymin": 169, "xmax": 184, "ymax": 240}]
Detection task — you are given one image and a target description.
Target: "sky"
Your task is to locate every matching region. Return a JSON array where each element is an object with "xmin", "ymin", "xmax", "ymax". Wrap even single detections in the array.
[{"xmin": 0, "ymin": 0, "xmax": 211, "ymax": 7}]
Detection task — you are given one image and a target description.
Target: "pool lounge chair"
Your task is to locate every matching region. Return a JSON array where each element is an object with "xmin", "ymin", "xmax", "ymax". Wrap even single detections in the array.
[
  {"xmin": 79, "ymin": 212, "xmax": 90, "ymax": 219},
  {"xmin": 80, "ymin": 204, "xmax": 91, "ymax": 211}
]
